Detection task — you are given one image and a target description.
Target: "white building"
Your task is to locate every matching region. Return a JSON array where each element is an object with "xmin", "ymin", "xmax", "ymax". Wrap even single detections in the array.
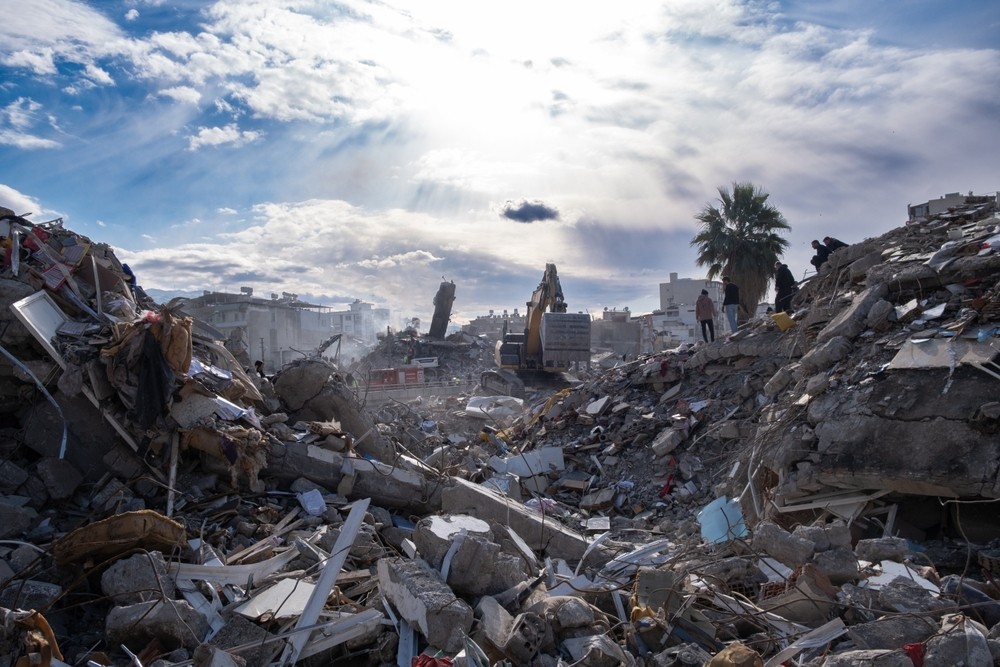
[
  {"xmin": 648, "ymin": 272, "xmax": 725, "ymax": 347},
  {"xmin": 184, "ymin": 290, "xmax": 388, "ymax": 371}
]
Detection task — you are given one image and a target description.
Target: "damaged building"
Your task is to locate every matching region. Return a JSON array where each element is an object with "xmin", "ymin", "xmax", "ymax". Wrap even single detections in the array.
[{"xmin": 3, "ymin": 197, "xmax": 1000, "ymax": 667}]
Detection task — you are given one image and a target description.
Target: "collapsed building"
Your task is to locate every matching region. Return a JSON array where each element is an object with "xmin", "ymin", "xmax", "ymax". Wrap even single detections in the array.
[{"xmin": 2, "ymin": 199, "xmax": 1000, "ymax": 666}]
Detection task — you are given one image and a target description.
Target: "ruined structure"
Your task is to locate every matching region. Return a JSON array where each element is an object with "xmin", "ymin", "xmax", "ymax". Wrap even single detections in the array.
[{"xmin": 2, "ymin": 198, "xmax": 1000, "ymax": 666}]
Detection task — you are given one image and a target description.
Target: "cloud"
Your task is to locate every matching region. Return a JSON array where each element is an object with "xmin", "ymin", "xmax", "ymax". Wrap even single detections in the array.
[
  {"xmin": 158, "ymin": 86, "xmax": 201, "ymax": 105},
  {"xmin": 217, "ymin": 207, "xmax": 237, "ymax": 215},
  {"xmin": 500, "ymin": 200, "xmax": 560, "ymax": 223},
  {"xmin": 187, "ymin": 124, "xmax": 263, "ymax": 150},
  {"xmin": 125, "ymin": 9, "xmax": 139, "ymax": 22},
  {"xmin": 0, "ymin": 184, "xmax": 61, "ymax": 220}
]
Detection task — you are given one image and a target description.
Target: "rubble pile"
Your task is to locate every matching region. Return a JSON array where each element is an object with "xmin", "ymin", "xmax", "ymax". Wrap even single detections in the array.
[{"xmin": 2, "ymin": 200, "xmax": 1000, "ymax": 666}]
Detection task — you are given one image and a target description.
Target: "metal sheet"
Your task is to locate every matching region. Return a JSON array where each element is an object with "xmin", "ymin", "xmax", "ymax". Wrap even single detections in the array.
[{"xmin": 887, "ymin": 337, "xmax": 998, "ymax": 370}]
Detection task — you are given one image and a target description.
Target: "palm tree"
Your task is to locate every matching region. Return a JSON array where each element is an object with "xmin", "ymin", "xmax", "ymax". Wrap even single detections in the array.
[{"xmin": 691, "ymin": 182, "xmax": 790, "ymax": 321}]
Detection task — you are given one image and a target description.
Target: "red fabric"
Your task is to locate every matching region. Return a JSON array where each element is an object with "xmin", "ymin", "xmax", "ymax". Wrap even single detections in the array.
[
  {"xmin": 412, "ymin": 656, "xmax": 453, "ymax": 667},
  {"xmin": 903, "ymin": 642, "xmax": 924, "ymax": 667}
]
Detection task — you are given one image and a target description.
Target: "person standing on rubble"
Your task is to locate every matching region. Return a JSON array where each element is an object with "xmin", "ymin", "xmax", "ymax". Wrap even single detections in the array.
[
  {"xmin": 774, "ymin": 261, "xmax": 796, "ymax": 314},
  {"xmin": 695, "ymin": 289, "xmax": 716, "ymax": 343},
  {"xmin": 254, "ymin": 360, "xmax": 266, "ymax": 378},
  {"xmin": 721, "ymin": 276, "xmax": 740, "ymax": 334}
]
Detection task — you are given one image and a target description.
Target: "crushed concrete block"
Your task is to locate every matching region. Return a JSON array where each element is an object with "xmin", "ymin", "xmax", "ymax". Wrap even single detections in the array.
[
  {"xmin": 752, "ymin": 521, "xmax": 815, "ymax": 568},
  {"xmin": 0, "ymin": 501, "xmax": 35, "ymax": 539},
  {"xmin": 0, "ymin": 460, "xmax": 28, "ymax": 494},
  {"xmin": 878, "ymin": 576, "xmax": 957, "ymax": 617},
  {"xmin": 377, "ymin": 557, "xmax": 472, "ymax": 653},
  {"xmin": 107, "ymin": 598, "xmax": 209, "ymax": 651},
  {"xmin": 849, "ymin": 250, "xmax": 885, "ymax": 282},
  {"xmin": 816, "ymin": 284, "xmax": 888, "ymax": 344},
  {"xmin": 192, "ymin": 644, "xmax": 245, "ymax": 667},
  {"xmin": 585, "ymin": 396, "xmax": 611, "ymax": 416},
  {"xmin": 855, "ymin": 537, "xmax": 909, "ymax": 562},
  {"xmin": 792, "ymin": 525, "xmax": 830, "ymax": 552},
  {"xmin": 271, "ymin": 362, "xmax": 332, "ymax": 410},
  {"xmin": 445, "ymin": 534, "xmax": 500, "ymax": 595},
  {"xmin": 101, "ymin": 550, "xmax": 175, "ymax": 605},
  {"xmin": 865, "ymin": 299, "xmax": 895, "ymax": 328},
  {"xmin": 651, "ymin": 429, "xmax": 684, "ymax": 457},
  {"xmin": 821, "ymin": 650, "xmax": 912, "ymax": 667},
  {"xmin": 35, "ymin": 457, "xmax": 83, "ymax": 499},
  {"xmin": 501, "ymin": 612, "xmax": 546, "ymax": 664},
  {"xmin": 210, "ymin": 614, "xmax": 275, "ymax": 667},
  {"xmin": 579, "ymin": 487, "xmax": 616, "ymax": 511},
  {"xmin": 799, "ymin": 336, "xmax": 852, "ymax": 375},
  {"xmin": 811, "ymin": 548, "xmax": 860, "ymax": 585},
  {"xmin": 474, "ymin": 595, "xmax": 514, "ymax": 658},
  {"xmin": 0, "ymin": 579, "xmax": 61, "ymax": 611},
  {"xmin": 413, "ymin": 514, "xmax": 492, "ymax": 568},
  {"xmin": 441, "ymin": 477, "xmax": 594, "ymax": 562},
  {"xmin": 847, "ymin": 615, "xmax": 937, "ymax": 650},
  {"xmin": 923, "ymin": 615, "xmax": 992, "ymax": 667}
]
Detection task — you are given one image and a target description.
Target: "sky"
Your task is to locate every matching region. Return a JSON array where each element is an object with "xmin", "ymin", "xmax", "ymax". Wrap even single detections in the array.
[{"xmin": 1, "ymin": 0, "xmax": 998, "ymax": 327}]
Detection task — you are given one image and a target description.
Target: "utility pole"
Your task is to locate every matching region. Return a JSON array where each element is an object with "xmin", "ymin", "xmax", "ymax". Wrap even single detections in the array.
[{"xmin": 260, "ymin": 338, "xmax": 265, "ymax": 365}]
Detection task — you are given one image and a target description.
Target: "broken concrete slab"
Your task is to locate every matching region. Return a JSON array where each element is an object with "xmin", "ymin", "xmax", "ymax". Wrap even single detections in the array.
[
  {"xmin": 441, "ymin": 477, "xmax": 596, "ymax": 562},
  {"xmin": 101, "ymin": 550, "xmax": 175, "ymax": 605},
  {"xmin": 105, "ymin": 598, "xmax": 209, "ymax": 651},
  {"xmin": 377, "ymin": 556, "xmax": 473, "ymax": 653}
]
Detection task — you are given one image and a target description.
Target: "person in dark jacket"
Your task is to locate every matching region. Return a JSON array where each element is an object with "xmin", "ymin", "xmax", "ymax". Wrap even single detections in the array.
[
  {"xmin": 721, "ymin": 276, "xmax": 740, "ymax": 333},
  {"xmin": 774, "ymin": 261, "xmax": 796, "ymax": 313},
  {"xmin": 810, "ymin": 240, "xmax": 830, "ymax": 270},
  {"xmin": 695, "ymin": 289, "xmax": 716, "ymax": 342},
  {"xmin": 823, "ymin": 236, "xmax": 849, "ymax": 252}
]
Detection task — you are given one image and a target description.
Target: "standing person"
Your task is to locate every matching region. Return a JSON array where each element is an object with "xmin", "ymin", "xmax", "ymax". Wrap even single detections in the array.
[
  {"xmin": 695, "ymin": 289, "xmax": 716, "ymax": 342},
  {"xmin": 810, "ymin": 240, "xmax": 831, "ymax": 270},
  {"xmin": 721, "ymin": 276, "xmax": 740, "ymax": 334},
  {"xmin": 254, "ymin": 360, "xmax": 266, "ymax": 378},
  {"xmin": 774, "ymin": 261, "xmax": 796, "ymax": 314}
]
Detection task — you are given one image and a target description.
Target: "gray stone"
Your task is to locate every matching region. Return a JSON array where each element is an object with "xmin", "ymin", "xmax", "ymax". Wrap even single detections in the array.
[
  {"xmin": 106, "ymin": 599, "xmax": 209, "ymax": 651},
  {"xmin": 35, "ymin": 457, "xmax": 83, "ymax": 500},
  {"xmin": 923, "ymin": 615, "xmax": 992, "ymax": 667},
  {"xmin": 650, "ymin": 429, "xmax": 684, "ymax": 457},
  {"xmin": 855, "ymin": 537, "xmax": 909, "ymax": 563},
  {"xmin": 0, "ymin": 501, "xmax": 35, "ymax": 539},
  {"xmin": 101, "ymin": 551, "xmax": 175, "ymax": 605},
  {"xmin": 847, "ymin": 616, "xmax": 937, "ymax": 650},
  {"xmin": 442, "ymin": 477, "xmax": 597, "ymax": 563},
  {"xmin": 877, "ymin": 577, "xmax": 957, "ymax": 617},
  {"xmin": 377, "ymin": 557, "xmax": 473, "ymax": 653},
  {"xmin": 413, "ymin": 514, "xmax": 492, "ymax": 569},
  {"xmin": 210, "ymin": 614, "xmax": 276, "ymax": 667},
  {"xmin": 799, "ymin": 336, "xmax": 852, "ymax": 375},
  {"xmin": 752, "ymin": 521, "xmax": 815, "ymax": 568},
  {"xmin": 848, "ymin": 250, "xmax": 886, "ymax": 282},
  {"xmin": 272, "ymin": 360, "xmax": 333, "ymax": 410},
  {"xmin": 764, "ymin": 366, "xmax": 794, "ymax": 399},
  {"xmin": 0, "ymin": 460, "xmax": 28, "ymax": 494},
  {"xmin": 811, "ymin": 548, "xmax": 860, "ymax": 585},
  {"xmin": 793, "ymin": 525, "xmax": 830, "ymax": 552},
  {"xmin": 0, "ymin": 579, "xmax": 61, "ymax": 611},
  {"xmin": 865, "ymin": 299, "xmax": 895, "ymax": 328},
  {"xmin": 820, "ymin": 649, "xmax": 912, "ymax": 667},
  {"xmin": 445, "ymin": 534, "xmax": 500, "ymax": 596},
  {"xmin": 816, "ymin": 284, "xmax": 889, "ymax": 344}
]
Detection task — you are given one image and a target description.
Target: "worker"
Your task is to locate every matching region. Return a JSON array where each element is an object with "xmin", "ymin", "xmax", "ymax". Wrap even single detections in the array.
[
  {"xmin": 824, "ymin": 236, "xmax": 849, "ymax": 252},
  {"xmin": 774, "ymin": 261, "xmax": 796, "ymax": 313},
  {"xmin": 810, "ymin": 240, "xmax": 831, "ymax": 270}
]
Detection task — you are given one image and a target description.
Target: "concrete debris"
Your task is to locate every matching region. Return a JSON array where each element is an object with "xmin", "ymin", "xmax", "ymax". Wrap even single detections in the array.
[{"xmin": 5, "ymin": 203, "xmax": 1000, "ymax": 665}]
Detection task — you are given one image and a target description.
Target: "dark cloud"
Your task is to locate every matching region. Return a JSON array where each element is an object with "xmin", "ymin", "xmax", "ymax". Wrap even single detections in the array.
[{"xmin": 501, "ymin": 199, "xmax": 560, "ymax": 223}]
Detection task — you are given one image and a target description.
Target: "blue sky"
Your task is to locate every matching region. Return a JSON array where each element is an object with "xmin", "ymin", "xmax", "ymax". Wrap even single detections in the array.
[{"xmin": 1, "ymin": 0, "xmax": 998, "ymax": 326}]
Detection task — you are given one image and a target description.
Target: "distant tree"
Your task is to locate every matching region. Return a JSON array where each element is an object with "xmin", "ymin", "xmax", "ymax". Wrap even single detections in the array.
[{"xmin": 691, "ymin": 182, "xmax": 790, "ymax": 319}]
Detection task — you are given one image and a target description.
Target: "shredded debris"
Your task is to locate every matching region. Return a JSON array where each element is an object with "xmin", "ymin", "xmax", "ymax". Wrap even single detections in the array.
[{"xmin": 2, "ymin": 200, "xmax": 1000, "ymax": 666}]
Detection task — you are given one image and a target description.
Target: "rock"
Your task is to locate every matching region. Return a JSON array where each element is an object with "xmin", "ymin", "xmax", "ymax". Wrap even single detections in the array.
[
  {"xmin": 376, "ymin": 557, "xmax": 473, "ymax": 653},
  {"xmin": 35, "ymin": 457, "xmax": 83, "ymax": 499},
  {"xmin": 820, "ymin": 649, "xmax": 912, "ymax": 667},
  {"xmin": 752, "ymin": 521, "xmax": 815, "ymax": 568},
  {"xmin": 855, "ymin": 537, "xmax": 909, "ymax": 563},
  {"xmin": 101, "ymin": 551, "xmax": 175, "ymax": 605},
  {"xmin": 106, "ymin": 599, "xmax": 209, "ymax": 651}
]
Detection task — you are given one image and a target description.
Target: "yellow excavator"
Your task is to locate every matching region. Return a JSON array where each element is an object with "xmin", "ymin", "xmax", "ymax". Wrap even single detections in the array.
[{"xmin": 481, "ymin": 263, "xmax": 591, "ymax": 397}]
